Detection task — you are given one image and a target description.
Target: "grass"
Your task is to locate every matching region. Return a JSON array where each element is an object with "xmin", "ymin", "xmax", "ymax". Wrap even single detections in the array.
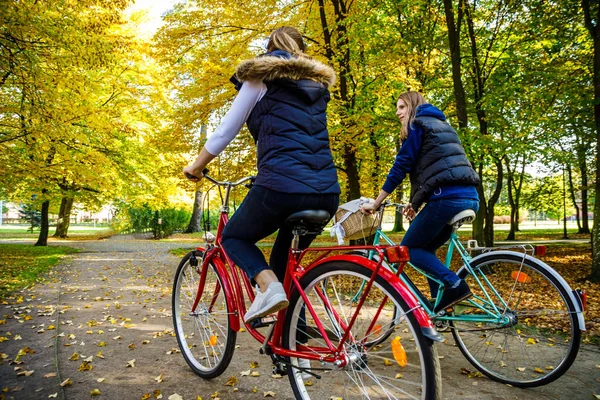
[
  {"xmin": 0, "ymin": 244, "xmax": 79, "ymax": 300},
  {"xmin": 0, "ymin": 224, "xmax": 114, "ymax": 240}
]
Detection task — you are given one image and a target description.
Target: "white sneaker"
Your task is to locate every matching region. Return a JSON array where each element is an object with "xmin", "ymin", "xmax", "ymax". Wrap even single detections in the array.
[
  {"xmin": 244, "ymin": 282, "xmax": 289, "ymax": 323},
  {"xmin": 298, "ymin": 358, "xmax": 312, "ymax": 380}
]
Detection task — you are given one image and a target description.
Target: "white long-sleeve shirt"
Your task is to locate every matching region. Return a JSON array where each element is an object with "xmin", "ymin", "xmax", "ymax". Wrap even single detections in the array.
[{"xmin": 204, "ymin": 81, "xmax": 267, "ymax": 156}]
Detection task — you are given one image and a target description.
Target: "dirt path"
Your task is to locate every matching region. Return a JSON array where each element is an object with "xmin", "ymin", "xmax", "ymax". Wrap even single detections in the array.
[{"xmin": 0, "ymin": 235, "xmax": 598, "ymax": 399}]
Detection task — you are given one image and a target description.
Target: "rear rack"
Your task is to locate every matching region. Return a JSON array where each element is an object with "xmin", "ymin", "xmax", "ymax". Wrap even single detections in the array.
[{"xmin": 465, "ymin": 240, "xmax": 544, "ymax": 257}]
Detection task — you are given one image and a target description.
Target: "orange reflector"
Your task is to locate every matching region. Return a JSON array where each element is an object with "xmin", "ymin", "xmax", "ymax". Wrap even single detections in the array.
[
  {"xmin": 391, "ymin": 336, "xmax": 407, "ymax": 367},
  {"xmin": 511, "ymin": 271, "xmax": 531, "ymax": 283},
  {"xmin": 372, "ymin": 324, "xmax": 382, "ymax": 337},
  {"xmin": 385, "ymin": 246, "xmax": 410, "ymax": 263},
  {"xmin": 209, "ymin": 335, "xmax": 218, "ymax": 346}
]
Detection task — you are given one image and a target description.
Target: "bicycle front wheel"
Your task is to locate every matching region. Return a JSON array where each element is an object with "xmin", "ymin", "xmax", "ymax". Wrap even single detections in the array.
[
  {"xmin": 283, "ymin": 261, "xmax": 441, "ymax": 400},
  {"xmin": 172, "ymin": 250, "xmax": 237, "ymax": 378},
  {"xmin": 451, "ymin": 252, "xmax": 581, "ymax": 387}
]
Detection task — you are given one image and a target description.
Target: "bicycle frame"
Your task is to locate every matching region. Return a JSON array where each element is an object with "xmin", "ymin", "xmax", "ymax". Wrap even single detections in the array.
[
  {"xmin": 190, "ymin": 177, "xmax": 440, "ymax": 365},
  {"xmin": 366, "ymin": 207, "xmax": 585, "ymax": 328},
  {"xmin": 372, "ymin": 228, "xmax": 508, "ymax": 323}
]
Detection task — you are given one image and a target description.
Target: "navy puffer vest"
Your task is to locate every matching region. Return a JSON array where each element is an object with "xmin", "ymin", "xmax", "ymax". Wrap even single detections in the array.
[
  {"xmin": 409, "ymin": 115, "xmax": 480, "ymax": 210},
  {"xmin": 234, "ymin": 51, "xmax": 340, "ymax": 194}
]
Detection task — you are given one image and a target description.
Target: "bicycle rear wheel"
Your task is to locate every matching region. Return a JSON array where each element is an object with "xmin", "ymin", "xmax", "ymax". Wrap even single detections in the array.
[
  {"xmin": 172, "ymin": 250, "xmax": 237, "ymax": 378},
  {"xmin": 451, "ymin": 252, "xmax": 581, "ymax": 387},
  {"xmin": 283, "ymin": 261, "xmax": 441, "ymax": 400}
]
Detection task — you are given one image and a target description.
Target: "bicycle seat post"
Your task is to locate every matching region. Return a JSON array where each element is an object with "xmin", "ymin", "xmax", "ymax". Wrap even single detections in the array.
[{"xmin": 291, "ymin": 228, "xmax": 302, "ymax": 251}]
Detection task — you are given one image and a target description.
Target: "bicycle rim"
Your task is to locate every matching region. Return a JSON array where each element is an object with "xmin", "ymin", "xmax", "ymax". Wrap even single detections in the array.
[
  {"xmin": 172, "ymin": 251, "xmax": 237, "ymax": 378},
  {"xmin": 451, "ymin": 253, "xmax": 580, "ymax": 387},
  {"xmin": 284, "ymin": 261, "xmax": 441, "ymax": 400}
]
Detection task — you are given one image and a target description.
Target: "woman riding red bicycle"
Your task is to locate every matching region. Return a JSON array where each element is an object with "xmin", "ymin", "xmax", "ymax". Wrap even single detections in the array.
[{"xmin": 183, "ymin": 26, "xmax": 340, "ymax": 324}]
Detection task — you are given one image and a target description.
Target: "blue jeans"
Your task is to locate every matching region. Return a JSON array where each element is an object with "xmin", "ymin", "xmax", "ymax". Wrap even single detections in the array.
[
  {"xmin": 400, "ymin": 198, "xmax": 479, "ymax": 296},
  {"xmin": 222, "ymin": 185, "xmax": 339, "ymax": 281}
]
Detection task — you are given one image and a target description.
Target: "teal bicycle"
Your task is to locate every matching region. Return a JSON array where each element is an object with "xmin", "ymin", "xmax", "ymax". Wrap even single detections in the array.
[{"xmin": 350, "ymin": 201, "xmax": 586, "ymax": 388}]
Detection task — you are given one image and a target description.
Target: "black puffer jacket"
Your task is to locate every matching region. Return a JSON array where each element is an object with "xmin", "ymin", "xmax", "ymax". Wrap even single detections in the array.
[{"xmin": 409, "ymin": 108, "xmax": 480, "ymax": 210}]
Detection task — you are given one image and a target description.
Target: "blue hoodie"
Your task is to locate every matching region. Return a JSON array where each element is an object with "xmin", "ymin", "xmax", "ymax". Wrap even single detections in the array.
[{"xmin": 382, "ymin": 104, "xmax": 478, "ymax": 202}]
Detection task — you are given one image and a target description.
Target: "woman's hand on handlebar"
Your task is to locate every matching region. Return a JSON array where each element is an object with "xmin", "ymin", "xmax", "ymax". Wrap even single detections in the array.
[
  {"xmin": 183, "ymin": 165, "xmax": 204, "ymax": 182},
  {"xmin": 403, "ymin": 203, "xmax": 416, "ymax": 221}
]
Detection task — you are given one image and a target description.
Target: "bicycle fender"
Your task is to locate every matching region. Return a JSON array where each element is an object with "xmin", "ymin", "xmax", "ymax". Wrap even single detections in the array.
[
  {"xmin": 307, "ymin": 255, "xmax": 437, "ymax": 332},
  {"xmin": 459, "ymin": 250, "xmax": 586, "ymax": 331},
  {"xmin": 204, "ymin": 251, "xmax": 241, "ymax": 332}
]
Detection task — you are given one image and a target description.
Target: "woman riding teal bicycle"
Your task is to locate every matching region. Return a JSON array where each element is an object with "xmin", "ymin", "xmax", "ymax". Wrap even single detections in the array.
[{"xmin": 362, "ymin": 91, "xmax": 480, "ymax": 312}]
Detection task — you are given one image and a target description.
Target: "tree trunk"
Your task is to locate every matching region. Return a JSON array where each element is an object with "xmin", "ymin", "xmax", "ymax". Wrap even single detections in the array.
[
  {"xmin": 54, "ymin": 196, "xmax": 74, "ymax": 238},
  {"xmin": 483, "ymin": 161, "xmax": 503, "ymax": 247},
  {"xmin": 392, "ymin": 189, "xmax": 405, "ymax": 232},
  {"xmin": 442, "ymin": 0, "xmax": 468, "ymax": 129},
  {"xmin": 186, "ymin": 190, "xmax": 203, "ymax": 233},
  {"xmin": 35, "ymin": 191, "xmax": 50, "ymax": 246},
  {"xmin": 506, "ymin": 161, "xmax": 516, "ymax": 240},
  {"xmin": 473, "ymin": 165, "xmax": 485, "ymax": 245},
  {"xmin": 583, "ymin": 0, "xmax": 600, "ymax": 281},
  {"xmin": 579, "ymin": 155, "xmax": 591, "ymax": 234}
]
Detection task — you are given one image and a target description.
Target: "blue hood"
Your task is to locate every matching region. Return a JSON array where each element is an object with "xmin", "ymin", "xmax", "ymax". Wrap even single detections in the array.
[{"xmin": 415, "ymin": 104, "xmax": 446, "ymax": 121}]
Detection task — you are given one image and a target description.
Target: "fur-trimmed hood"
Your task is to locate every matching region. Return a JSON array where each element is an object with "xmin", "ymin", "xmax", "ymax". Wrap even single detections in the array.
[{"xmin": 235, "ymin": 54, "xmax": 336, "ymax": 88}]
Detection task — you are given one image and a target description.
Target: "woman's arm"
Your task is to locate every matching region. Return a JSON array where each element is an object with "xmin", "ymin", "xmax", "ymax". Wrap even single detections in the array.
[
  {"xmin": 183, "ymin": 80, "xmax": 266, "ymax": 180},
  {"xmin": 381, "ymin": 125, "xmax": 423, "ymax": 194}
]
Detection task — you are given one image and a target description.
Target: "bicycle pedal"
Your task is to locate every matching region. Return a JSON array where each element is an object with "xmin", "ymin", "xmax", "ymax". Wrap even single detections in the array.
[{"xmin": 250, "ymin": 315, "xmax": 278, "ymax": 328}]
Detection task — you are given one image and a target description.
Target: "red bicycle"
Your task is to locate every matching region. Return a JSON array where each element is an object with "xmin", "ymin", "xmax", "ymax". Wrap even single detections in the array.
[{"xmin": 172, "ymin": 172, "xmax": 443, "ymax": 399}]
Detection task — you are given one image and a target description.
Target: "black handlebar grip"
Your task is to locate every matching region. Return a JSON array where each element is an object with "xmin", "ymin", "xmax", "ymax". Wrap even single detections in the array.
[{"xmin": 184, "ymin": 172, "xmax": 198, "ymax": 180}]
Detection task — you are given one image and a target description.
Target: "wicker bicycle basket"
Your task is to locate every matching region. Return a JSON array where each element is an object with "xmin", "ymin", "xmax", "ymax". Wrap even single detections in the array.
[{"xmin": 333, "ymin": 206, "xmax": 378, "ymax": 241}]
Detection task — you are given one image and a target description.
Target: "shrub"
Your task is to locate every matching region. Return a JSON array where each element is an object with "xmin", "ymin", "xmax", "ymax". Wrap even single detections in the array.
[{"xmin": 152, "ymin": 208, "xmax": 191, "ymax": 239}]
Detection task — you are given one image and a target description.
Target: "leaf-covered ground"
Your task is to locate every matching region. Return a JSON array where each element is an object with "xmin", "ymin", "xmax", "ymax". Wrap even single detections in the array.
[
  {"xmin": 0, "ymin": 235, "xmax": 598, "ymax": 399},
  {"xmin": 0, "ymin": 244, "xmax": 79, "ymax": 299}
]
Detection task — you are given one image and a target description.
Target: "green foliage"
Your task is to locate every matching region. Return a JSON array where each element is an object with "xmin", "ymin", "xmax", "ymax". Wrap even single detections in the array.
[
  {"xmin": 18, "ymin": 204, "xmax": 41, "ymax": 232},
  {"xmin": 151, "ymin": 208, "xmax": 191, "ymax": 239},
  {"xmin": 111, "ymin": 202, "xmax": 191, "ymax": 238}
]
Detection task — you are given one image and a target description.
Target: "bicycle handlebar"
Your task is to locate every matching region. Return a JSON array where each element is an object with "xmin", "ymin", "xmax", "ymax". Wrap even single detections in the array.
[{"xmin": 188, "ymin": 168, "xmax": 255, "ymax": 188}]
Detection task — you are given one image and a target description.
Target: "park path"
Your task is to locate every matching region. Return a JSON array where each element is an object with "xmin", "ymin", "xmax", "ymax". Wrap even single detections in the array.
[{"xmin": 0, "ymin": 235, "xmax": 598, "ymax": 400}]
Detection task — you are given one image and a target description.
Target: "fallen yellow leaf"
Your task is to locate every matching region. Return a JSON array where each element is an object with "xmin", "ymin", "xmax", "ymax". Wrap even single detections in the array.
[
  {"xmin": 90, "ymin": 389, "xmax": 101, "ymax": 396},
  {"xmin": 60, "ymin": 378, "xmax": 73, "ymax": 387},
  {"xmin": 16, "ymin": 370, "xmax": 34, "ymax": 376},
  {"xmin": 224, "ymin": 376, "xmax": 238, "ymax": 386}
]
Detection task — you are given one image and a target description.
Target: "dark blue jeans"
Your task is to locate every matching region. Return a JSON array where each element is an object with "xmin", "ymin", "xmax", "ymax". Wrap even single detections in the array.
[
  {"xmin": 400, "ymin": 198, "xmax": 479, "ymax": 296},
  {"xmin": 221, "ymin": 185, "xmax": 339, "ymax": 281}
]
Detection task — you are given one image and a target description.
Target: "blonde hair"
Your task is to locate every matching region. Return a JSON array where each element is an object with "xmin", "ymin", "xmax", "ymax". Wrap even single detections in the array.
[
  {"xmin": 398, "ymin": 91, "xmax": 427, "ymax": 140},
  {"xmin": 267, "ymin": 26, "xmax": 306, "ymax": 57}
]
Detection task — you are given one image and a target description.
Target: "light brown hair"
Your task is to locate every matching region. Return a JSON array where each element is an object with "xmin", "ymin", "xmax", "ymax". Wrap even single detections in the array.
[
  {"xmin": 398, "ymin": 91, "xmax": 427, "ymax": 140},
  {"xmin": 267, "ymin": 26, "xmax": 306, "ymax": 57}
]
